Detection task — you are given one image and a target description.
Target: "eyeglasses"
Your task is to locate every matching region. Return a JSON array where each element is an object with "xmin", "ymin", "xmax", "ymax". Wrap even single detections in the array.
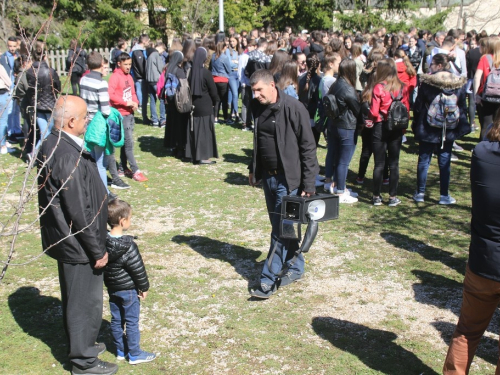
[{"xmin": 299, "ymin": 61, "xmax": 306, "ymax": 65}]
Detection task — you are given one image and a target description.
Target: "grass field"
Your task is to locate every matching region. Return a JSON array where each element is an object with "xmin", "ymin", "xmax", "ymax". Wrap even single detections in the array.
[{"xmin": 0, "ymin": 106, "xmax": 497, "ymax": 374}]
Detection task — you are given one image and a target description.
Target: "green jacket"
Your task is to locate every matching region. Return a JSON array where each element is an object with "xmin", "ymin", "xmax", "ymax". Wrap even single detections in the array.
[{"xmin": 84, "ymin": 108, "xmax": 124, "ymax": 155}]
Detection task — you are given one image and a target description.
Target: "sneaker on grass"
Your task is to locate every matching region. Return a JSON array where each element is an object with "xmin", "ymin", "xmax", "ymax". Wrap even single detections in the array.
[
  {"xmin": 439, "ymin": 195, "xmax": 456, "ymax": 205},
  {"xmin": 372, "ymin": 196, "xmax": 383, "ymax": 206},
  {"xmin": 111, "ymin": 178, "xmax": 130, "ymax": 190},
  {"xmin": 413, "ymin": 192, "xmax": 425, "ymax": 203},
  {"xmin": 250, "ymin": 283, "xmax": 276, "ymax": 299},
  {"xmin": 116, "ymin": 349, "xmax": 126, "ymax": 361},
  {"xmin": 388, "ymin": 197, "xmax": 401, "ymax": 207},
  {"xmin": 132, "ymin": 170, "xmax": 148, "ymax": 182},
  {"xmin": 128, "ymin": 350, "xmax": 156, "ymax": 365},
  {"xmin": 72, "ymin": 360, "xmax": 118, "ymax": 375},
  {"xmin": 279, "ymin": 272, "xmax": 303, "ymax": 287}
]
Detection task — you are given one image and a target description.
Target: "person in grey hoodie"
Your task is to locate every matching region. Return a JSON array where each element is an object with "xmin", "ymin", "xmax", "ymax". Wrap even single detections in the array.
[{"xmin": 145, "ymin": 42, "xmax": 166, "ymax": 127}]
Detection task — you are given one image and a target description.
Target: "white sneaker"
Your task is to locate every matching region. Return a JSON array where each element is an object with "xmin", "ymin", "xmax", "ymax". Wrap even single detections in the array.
[
  {"xmin": 413, "ymin": 192, "xmax": 425, "ymax": 203},
  {"xmin": 439, "ymin": 195, "xmax": 456, "ymax": 205},
  {"xmin": 339, "ymin": 192, "xmax": 358, "ymax": 204},
  {"xmin": 334, "ymin": 187, "xmax": 358, "ymax": 198},
  {"xmin": 402, "ymin": 135, "xmax": 407, "ymax": 143},
  {"xmin": 0, "ymin": 146, "xmax": 15, "ymax": 154}
]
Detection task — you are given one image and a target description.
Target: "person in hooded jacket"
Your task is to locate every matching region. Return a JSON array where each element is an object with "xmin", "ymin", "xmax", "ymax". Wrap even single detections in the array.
[
  {"xmin": 412, "ymin": 53, "xmax": 470, "ymax": 205},
  {"xmin": 104, "ymin": 198, "xmax": 156, "ymax": 364},
  {"xmin": 309, "ymin": 31, "xmax": 326, "ymax": 62},
  {"xmin": 326, "ymin": 59, "xmax": 361, "ymax": 204},
  {"xmin": 443, "ymin": 109, "xmax": 500, "ymax": 375}
]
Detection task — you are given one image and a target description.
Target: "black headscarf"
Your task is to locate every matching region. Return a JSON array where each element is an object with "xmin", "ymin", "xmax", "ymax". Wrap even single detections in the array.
[
  {"xmin": 190, "ymin": 47, "xmax": 207, "ymax": 96},
  {"xmin": 166, "ymin": 51, "xmax": 184, "ymax": 76}
]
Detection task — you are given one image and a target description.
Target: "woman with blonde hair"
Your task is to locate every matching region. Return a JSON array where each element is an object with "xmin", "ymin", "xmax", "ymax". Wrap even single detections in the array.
[{"xmin": 368, "ymin": 58, "xmax": 409, "ymax": 206}]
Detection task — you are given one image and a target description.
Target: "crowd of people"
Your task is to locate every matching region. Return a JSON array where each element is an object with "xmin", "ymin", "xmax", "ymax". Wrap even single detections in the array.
[{"xmin": 2, "ymin": 22, "xmax": 500, "ymax": 375}]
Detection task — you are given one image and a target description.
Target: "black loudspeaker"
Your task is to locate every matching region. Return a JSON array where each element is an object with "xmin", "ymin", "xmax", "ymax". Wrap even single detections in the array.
[{"xmin": 280, "ymin": 194, "xmax": 339, "ymax": 240}]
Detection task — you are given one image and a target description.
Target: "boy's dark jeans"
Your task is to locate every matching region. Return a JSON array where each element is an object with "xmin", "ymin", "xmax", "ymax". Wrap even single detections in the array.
[
  {"xmin": 120, "ymin": 114, "xmax": 139, "ymax": 173},
  {"xmin": 109, "ymin": 289, "xmax": 141, "ymax": 357}
]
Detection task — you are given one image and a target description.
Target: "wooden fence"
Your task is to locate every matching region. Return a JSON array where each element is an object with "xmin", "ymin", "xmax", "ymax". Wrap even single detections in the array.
[{"xmin": 47, "ymin": 48, "xmax": 111, "ymax": 76}]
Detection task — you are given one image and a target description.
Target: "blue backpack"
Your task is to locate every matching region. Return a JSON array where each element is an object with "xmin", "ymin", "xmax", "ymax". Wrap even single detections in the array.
[{"xmin": 164, "ymin": 73, "xmax": 179, "ymax": 102}]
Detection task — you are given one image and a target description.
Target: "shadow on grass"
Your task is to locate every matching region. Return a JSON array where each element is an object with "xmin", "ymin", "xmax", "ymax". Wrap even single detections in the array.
[
  {"xmin": 224, "ymin": 172, "xmax": 249, "ymax": 186},
  {"xmin": 222, "ymin": 148, "xmax": 252, "ymax": 165},
  {"xmin": 171, "ymin": 235, "xmax": 263, "ymax": 291},
  {"xmin": 380, "ymin": 232, "xmax": 467, "ymax": 275},
  {"xmin": 431, "ymin": 320, "xmax": 498, "ymax": 367},
  {"xmin": 137, "ymin": 135, "xmax": 171, "ymax": 158},
  {"xmin": 8, "ymin": 286, "xmax": 112, "ymax": 369},
  {"xmin": 311, "ymin": 317, "xmax": 438, "ymax": 374}
]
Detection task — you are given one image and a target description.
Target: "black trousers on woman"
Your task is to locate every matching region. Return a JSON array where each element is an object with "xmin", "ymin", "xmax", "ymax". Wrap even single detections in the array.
[
  {"xmin": 477, "ymin": 100, "xmax": 500, "ymax": 140},
  {"xmin": 372, "ymin": 122, "xmax": 403, "ymax": 197},
  {"xmin": 358, "ymin": 126, "xmax": 389, "ymax": 180},
  {"xmin": 214, "ymin": 82, "xmax": 229, "ymax": 121}
]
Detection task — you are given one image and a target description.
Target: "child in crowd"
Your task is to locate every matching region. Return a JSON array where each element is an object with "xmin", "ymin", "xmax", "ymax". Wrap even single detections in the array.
[
  {"xmin": 108, "ymin": 52, "xmax": 148, "ymax": 182},
  {"xmin": 104, "ymin": 199, "xmax": 156, "ymax": 365},
  {"xmin": 80, "ymin": 52, "xmax": 129, "ymax": 193}
]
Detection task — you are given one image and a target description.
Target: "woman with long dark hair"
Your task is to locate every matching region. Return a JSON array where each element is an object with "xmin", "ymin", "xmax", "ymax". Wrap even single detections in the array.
[
  {"xmin": 225, "ymin": 35, "xmax": 241, "ymax": 124},
  {"xmin": 277, "ymin": 60, "xmax": 299, "ymax": 99},
  {"xmin": 369, "ymin": 58, "xmax": 409, "ymax": 206},
  {"xmin": 326, "ymin": 59, "xmax": 361, "ymax": 203},
  {"xmin": 211, "ymin": 41, "xmax": 231, "ymax": 123},
  {"xmin": 298, "ymin": 53, "xmax": 322, "ymax": 143},
  {"xmin": 186, "ymin": 47, "xmax": 219, "ymax": 164},
  {"xmin": 412, "ymin": 53, "xmax": 470, "ymax": 205}
]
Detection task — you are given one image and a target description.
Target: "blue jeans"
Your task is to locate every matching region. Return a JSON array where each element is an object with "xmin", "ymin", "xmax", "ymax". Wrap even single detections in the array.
[
  {"xmin": 109, "ymin": 289, "xmax": 141, "ymax": 357},
  {"xmin": 91, "ymin": 146, "xmax": 109, "ymax": 193},
  {"xmin": 147, "ymin": 82, "xmax": 165, "ymax": 124},
  {"xmin": 261, "ymin": 173, "xmax": 303, "ymax": 286},
  {"xmin": 331, "ymin": 126, "xmax": 357, "ymax": 192},
  {"xmin": 416, "ymin": 141, "xmax": 453, "ymax": 196},
  {"xmin": 8, "ymin": 97, "xmax": 21, "ymax": 135},
  {"xmin": 134, "ymin": 78, "xmax": 143, "ymax": 107},
  {"xmin": 35, "ymin": 111, "xmax": 54, "ymax": 149},
  {"xmin": 0, "ymin": 92, "xmax": 9, "ymax": 147},
  {"xmin": 227, "ymin": 71, "xmax": 239, "ymax": 116}
]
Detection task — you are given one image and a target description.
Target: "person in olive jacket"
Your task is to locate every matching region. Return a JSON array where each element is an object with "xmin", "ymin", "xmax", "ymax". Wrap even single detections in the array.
[
  {"xmin": 104, "ymin": 198, "xmax": 156, "ymax": 365},
  {"xmin": 327, "ymin": 58, "xmax": 361, "ymax": 204}
]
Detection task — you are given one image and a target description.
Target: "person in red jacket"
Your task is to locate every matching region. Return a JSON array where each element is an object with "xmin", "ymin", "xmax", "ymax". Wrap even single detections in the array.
[
  {"xmin": 394, "ymin": 49, "xmax": 417, "ymax": 105},
  {"xmin": 108, "ymin": 53, "xmax": 148, "ymax": 182},
  {"xmin": 368, "ymin": 58, "xmax": 409, "ymax": 207}
]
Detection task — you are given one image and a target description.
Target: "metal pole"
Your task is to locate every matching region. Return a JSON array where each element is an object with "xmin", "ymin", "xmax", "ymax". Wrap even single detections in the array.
[{"xmin": 219, "ymin": 0, "xmax": 224, "ymax": 32}]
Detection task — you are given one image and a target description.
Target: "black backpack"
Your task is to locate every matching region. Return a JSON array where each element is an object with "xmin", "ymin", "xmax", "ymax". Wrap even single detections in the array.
[
  {"xmin": 322, "ymin": 94, "xmax": 340, "ymax": 119},
  {"xmin": 385, "ymin": 87, "xmax": 409, "ymax": 131}
]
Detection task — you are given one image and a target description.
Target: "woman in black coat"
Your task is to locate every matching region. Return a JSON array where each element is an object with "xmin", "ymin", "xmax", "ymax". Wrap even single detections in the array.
[
  {"xmin": 412, "ymin": 53, "xmax": 470, "ymax": 205},
  {"xmin": 443, "ymin": 109, "xmax": 500, "ymax": 373},
  {"xmin": 185, "ymin": 47, "xmax": 219, "ymax": 164},
  {"xmin": 326, "ymin": 58, "xmax": 361, "ymax": 203},
  {"xmin": 163, "ymin": 51, "xmax": 190, "ymax": 158}
]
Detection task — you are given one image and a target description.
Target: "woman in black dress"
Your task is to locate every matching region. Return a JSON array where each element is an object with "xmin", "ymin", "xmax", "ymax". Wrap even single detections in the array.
[
  {"xmin": 163, "ymin": 51, "xmax": 190, "ymax": 158},
  {"xmin": 186, "ymin": 47, "xmax": 219, "ymax": 164}
]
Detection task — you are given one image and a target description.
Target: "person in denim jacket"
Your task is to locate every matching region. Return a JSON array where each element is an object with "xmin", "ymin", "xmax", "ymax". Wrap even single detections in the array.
[{"xmin": 211, "ymin": 42, "xmax": 231, "ymax": 123}]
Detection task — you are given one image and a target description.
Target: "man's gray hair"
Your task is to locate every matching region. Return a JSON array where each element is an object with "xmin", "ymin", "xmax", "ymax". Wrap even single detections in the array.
[{"xmin": 250, "ymin": 69, "xmax": 274, "ymax": 87}]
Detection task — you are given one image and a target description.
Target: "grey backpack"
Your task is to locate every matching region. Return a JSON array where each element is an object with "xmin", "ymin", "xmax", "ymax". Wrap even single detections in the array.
[{"xmin": 175, "ymin": 67, "xmax": 193, "ymax": 113}]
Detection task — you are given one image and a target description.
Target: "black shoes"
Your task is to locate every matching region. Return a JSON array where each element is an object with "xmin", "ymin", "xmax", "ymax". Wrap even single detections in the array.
[{"xmin": 72, "ymin": 360, "xmax": 118, "ymax": 375}]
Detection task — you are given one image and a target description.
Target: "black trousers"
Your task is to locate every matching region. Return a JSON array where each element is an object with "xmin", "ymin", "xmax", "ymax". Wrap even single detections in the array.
[
  {"xmin": 214, "ymin": 82, "xmax": 229, "ymax": 120},
  {"xmin": 372, "ymin": 122, "xmax": 402, "ymax": 197},
  {"xmin": 358, "ymin": 127, "xmax": 389, "ymax": 180},
  {"xmin": 477, "ymin": 100, "xmax": 500, "ymax": 140},
  {"xmin": 58, "ymin": 262, "xmax": 103, "ymax": 370},
  {"xmin": 70, "ymin": 73, "xmax": 82, "ymax": 96}
]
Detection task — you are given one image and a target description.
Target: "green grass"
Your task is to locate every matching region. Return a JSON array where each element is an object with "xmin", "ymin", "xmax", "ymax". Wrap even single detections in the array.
[{"xmin": 0, "ymin": 106, "xmax": 496, "ymax": 374}]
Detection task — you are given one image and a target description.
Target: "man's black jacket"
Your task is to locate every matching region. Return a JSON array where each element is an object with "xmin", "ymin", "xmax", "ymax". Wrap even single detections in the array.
[
  {"xmin": 249, "ymin": 89, "xmax": 319, "ymax": 193},
  {"xmin": 37, "ymin": 130, "xmax": 108, "ymax": 263}
]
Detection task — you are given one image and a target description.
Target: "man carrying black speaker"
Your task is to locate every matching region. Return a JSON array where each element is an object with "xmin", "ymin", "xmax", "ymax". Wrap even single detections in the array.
[{"xmin": 248, "ymin": 69, "xmax": 319, "ymax": 299}]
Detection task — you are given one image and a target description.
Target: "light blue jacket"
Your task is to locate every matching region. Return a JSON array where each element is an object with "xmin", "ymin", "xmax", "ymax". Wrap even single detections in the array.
[
  {"xmin": 225, "ymin": 49, "xmax": 239, "ymax": 70},
  {"xmin": 211, "ymin": 53, "xmax": 231, "ymax": 79}
]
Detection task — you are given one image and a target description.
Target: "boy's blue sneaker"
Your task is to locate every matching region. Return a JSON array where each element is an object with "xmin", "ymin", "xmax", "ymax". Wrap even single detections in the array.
[
  {"xmin": 128, "ymin": 351, "xmax": 156, "ymax": 365},
  {"xmin": 116, "ymin": 349, "xmax": 126, "ymax": 361}
]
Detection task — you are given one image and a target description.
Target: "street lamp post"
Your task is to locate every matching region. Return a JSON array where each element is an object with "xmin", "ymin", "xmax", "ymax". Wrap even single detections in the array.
[{"xmin": 219, "ymin": 0, "xmax": 224, "ymax": 32}]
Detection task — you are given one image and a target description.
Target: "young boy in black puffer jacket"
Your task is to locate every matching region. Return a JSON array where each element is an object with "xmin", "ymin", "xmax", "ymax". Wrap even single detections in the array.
[{"xmin": 104, "ymin": 199, "xmax": 156, "ymax": 365}]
